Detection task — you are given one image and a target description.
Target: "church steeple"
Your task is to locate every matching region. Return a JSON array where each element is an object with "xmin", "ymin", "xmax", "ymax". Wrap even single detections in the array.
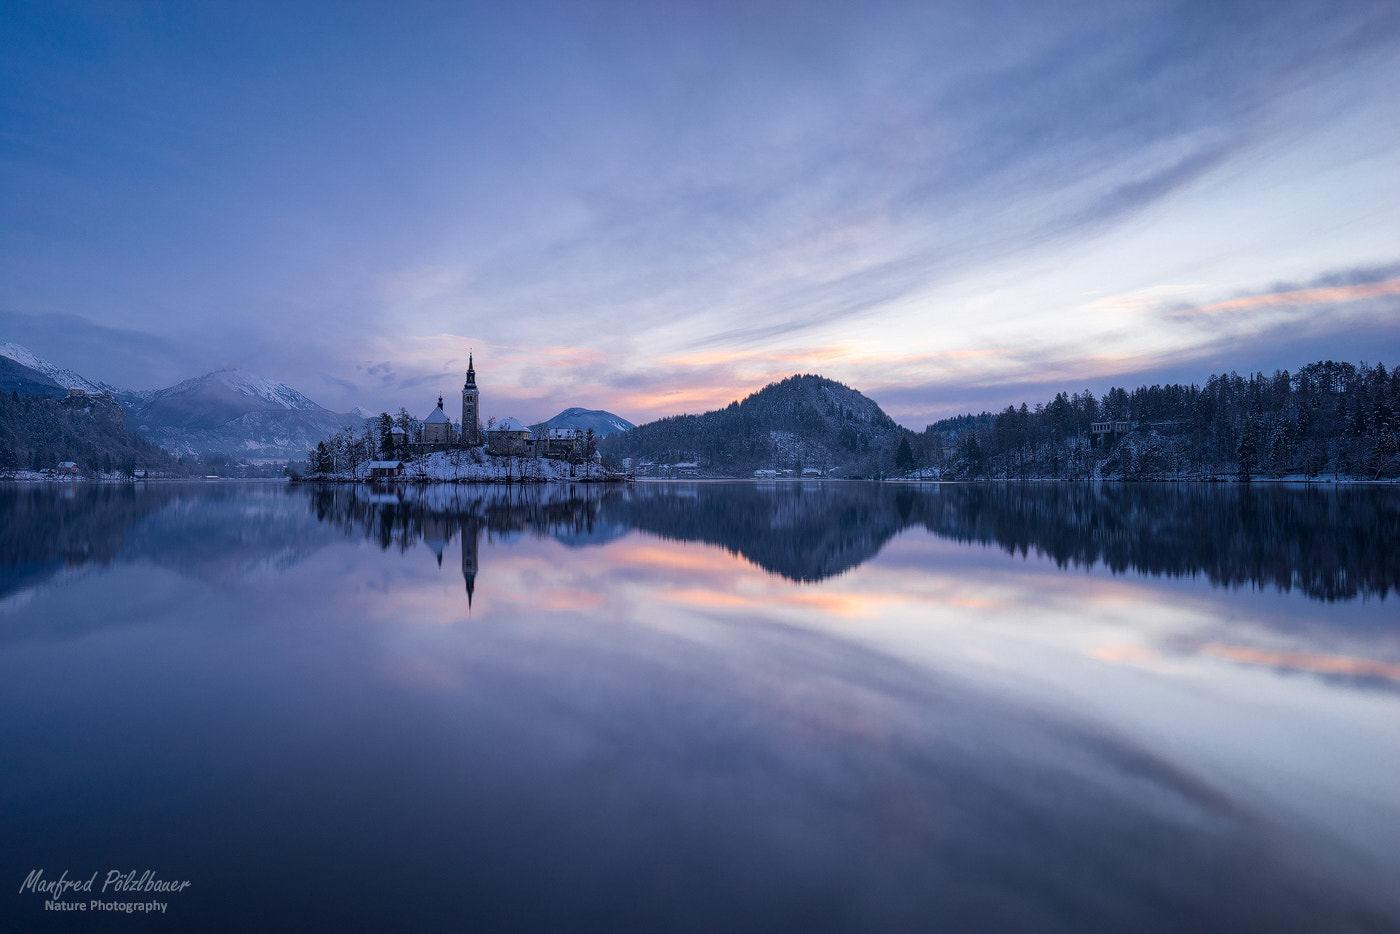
[{"xmin": 461, "ymin": 350, "xmax": 481, "ymax": 446}]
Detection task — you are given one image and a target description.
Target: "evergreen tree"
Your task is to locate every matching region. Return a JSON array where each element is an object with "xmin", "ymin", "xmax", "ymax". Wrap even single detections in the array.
[{"xmin": 895, "ymin": 437, "xmax": 916, "ymax": 471}]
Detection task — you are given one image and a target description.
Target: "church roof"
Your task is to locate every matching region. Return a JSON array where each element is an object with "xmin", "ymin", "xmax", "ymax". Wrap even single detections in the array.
[
  {"xmin": 424, "ymin": 407, "xmax": 449, "ymax": 424},
  {"xmin": 491, "ymin": 417, "xmax": 528, "ymax": 433}
]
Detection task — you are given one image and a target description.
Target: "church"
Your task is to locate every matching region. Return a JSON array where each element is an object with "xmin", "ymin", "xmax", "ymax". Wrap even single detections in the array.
[
  {"xmin": 412, "ymin": 354, "xmax": 482, "ymax": 453},
  {"xmin": 411, "ymin": 354, "xmax": 586, "ymax": 460}
]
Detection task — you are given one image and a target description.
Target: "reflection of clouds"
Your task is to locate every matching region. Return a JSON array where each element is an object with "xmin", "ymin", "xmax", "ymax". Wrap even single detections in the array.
[
  {"xmin": 10, "ymin": 486, "xmax": 1399, "ymax": 928},
  {"xmin": 1196, "ymin": 643, "xmax": 1400, "ymax": 683},
  {"xmin": 308, "ymin": 531, "xmax": 1398, "ymax": 929}
]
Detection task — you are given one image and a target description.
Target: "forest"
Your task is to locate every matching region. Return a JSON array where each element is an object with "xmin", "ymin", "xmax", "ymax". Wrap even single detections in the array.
[
  {"xmin": 598, "ymin": 361, "xmax": 1398, "ymax": 480},
  {"xmin": 919, "ymin": 360, "xmax": 1399, "ymax": 480},
  {"xmin": 0, "ymin": 391, "xmax": 285, "ymax": 478}
]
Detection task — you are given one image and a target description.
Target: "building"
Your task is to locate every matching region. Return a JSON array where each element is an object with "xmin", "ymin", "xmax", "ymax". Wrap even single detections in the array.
[
  {"xmin": 487, "ymin": 417, "xmax": 532, "ymax": 456},
  {"xmin": 461, "ymin": 354, "xmax": 481, "ymax": 447},
  {"xmin": 419, "ymin": 396, "xmax": 455, "ymax": 451},
  {"xmin": 538, "ymin": 427, "xmax": 583, "ymax": 459},
  {"xmin": 1090, "ymin": 421, "xmax": 1132, "ymax": 447},
  {"xmin": 367, "ymin": 460, "xmax": 404, "ymax": 479}
]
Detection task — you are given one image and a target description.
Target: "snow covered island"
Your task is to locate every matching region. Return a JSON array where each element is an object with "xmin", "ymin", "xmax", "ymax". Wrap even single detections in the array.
[{"xmin": 303, "ymin": 355, "xmax": 631, "ymax": 483}]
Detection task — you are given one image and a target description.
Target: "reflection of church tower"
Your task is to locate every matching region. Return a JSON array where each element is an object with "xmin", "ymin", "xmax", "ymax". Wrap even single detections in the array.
[
  {"xmin": 460, "ymin": 516, "xmax": 481, "ymax": 608},
  {"xmin": 422, "ymin": 515, "xmax": 452, "ymax": 568},
  {"xmin": 461, "ymin": 353, "xmax": 480, "ymax": 446}
]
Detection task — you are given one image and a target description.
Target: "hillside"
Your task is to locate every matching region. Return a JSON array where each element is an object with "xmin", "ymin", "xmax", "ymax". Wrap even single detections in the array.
[
  {"xmin": 127, "ymin": 368, "xmax": 362, "ymax": 458},
  {"xmin": 600, "ymin": 374, "xmax": 907, "ymax": 477},
  {"xmin": 0, "ymin": 391, "xmax": 175, "ymax": 475},
  {"xmin": 531, "ymin": 407, "xmax": 635, "ymax": 437},
  {"xmin": 914, "ymin": 359, "xmax": 1400, "ymax": 480}
]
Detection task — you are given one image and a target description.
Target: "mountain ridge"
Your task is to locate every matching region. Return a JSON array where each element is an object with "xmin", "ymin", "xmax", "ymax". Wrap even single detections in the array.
[
  {"xmin": 531, "ymin": 407, "xmax": 635, "ymax": 437},
  {"xmin": 601, "ymin": 374, "xmax": 907, "ymax": 477},
  {"xmin": 0, "ymin": 342, "xmax": 125, "ymax": 396}
]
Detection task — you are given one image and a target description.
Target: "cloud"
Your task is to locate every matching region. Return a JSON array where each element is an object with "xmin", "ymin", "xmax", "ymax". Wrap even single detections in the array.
[
  {"xmin": 1192, "ymin": 278, "xmax": 1400, "ymax": 315},
  {"xmin": 0, "ymin": 309, "xmax": 202, "ymax": 391}
]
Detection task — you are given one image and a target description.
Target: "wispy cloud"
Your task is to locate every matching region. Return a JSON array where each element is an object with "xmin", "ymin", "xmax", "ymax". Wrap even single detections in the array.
[{"xmin": 1189, "ymin": 278, "xmax": 1400, "ymax": 316}]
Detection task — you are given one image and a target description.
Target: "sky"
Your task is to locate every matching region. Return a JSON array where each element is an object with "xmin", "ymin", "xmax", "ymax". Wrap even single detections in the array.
[{"xmin": 1, "ymin": 0, "xmax": 1398, "ymax": 428}]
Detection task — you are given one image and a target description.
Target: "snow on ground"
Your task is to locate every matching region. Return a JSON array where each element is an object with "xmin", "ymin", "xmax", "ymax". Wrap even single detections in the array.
[{"xmin": 342, "ymin": 450, "xmax": 608, "ymax": 483}]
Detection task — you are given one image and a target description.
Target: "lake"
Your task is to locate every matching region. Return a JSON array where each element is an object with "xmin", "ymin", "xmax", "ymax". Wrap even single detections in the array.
[{"xmin": 2, "ymin": 480, "xmax": 1398, "ymax": 932}]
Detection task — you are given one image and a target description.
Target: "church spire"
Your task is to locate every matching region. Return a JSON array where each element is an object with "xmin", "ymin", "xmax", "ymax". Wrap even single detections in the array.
[{"xmin": 465, "ymin": 351, "xmax": 476, "ymax": 389}]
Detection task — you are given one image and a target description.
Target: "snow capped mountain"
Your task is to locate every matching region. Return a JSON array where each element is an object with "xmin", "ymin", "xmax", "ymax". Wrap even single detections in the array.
[
  {"xmin": 349, "ymin": 405, "xmax": 377, "ymax": 419},
  {"xmin": 0, "ymin": 342, "xmax": 124, "ymax": 395},
  {"xmin": 149, "ymin": 368, "xmax": 327, "ymax": 413},
  {"xmin": 533, "ymin": 407, "xmax": 636, "ymax": 437},
  {"xmin": 125, "ymin": 368, "xmax": 359, "ymax": 457}
]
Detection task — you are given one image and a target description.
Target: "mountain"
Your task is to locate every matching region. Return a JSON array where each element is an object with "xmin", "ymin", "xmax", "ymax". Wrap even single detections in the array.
[
  {"xmin": 126, "ymin": 369, "xmax": 362, "ymax": 459},
  {"xmin": 131, "ymin": 368, "xmax": 327, "ymax": 428},
  {"xmin": 0, "ymin": 342, "xmax": 124, "ymax": 395},
  {"xmin": 0, "ymin": 390, "xmax": 174, "ymax": 476},
  {"xmin": 531, "ymin": 407, "xmax": 635, "ymax": 437},
  {"xmin": 600, "ymin": 374, "xmax": 908, "ymax": 477},
  {"xmin": 0, "ymin": 355, "xmax": 67, "ymax": 398}
]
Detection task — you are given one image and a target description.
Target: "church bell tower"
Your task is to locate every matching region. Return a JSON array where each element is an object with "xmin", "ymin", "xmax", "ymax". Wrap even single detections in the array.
[{"xmin": 461, "ymin": 353, "xmax": 480, "ymax": 446}]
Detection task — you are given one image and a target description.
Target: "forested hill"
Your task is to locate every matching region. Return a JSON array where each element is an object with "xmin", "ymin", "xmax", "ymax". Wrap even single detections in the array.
[
  {"xmin": 600, "ymin": 374, "xmax": 905, "ymax": 477},
  {"xmin": 602, "ymin": 360, "xmax": 1398, "ymax": 480},
  {"xmin": 0, "ymin": 391, "xmax": 176, "ymax": 476},
  {"xmin": 914, "ymin": 360, "xmax": 1398, "ymax": 481}
]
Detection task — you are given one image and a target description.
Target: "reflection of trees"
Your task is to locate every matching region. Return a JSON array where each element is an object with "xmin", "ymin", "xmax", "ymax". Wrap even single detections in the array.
[
  {"xmin": 604, "ymin": 483, "xmax": 906, "ymax": 582},
  {"xmin": 301, "ymin": 481, "xmax": 1399, "ymax": 601},
  {"xmin": 916, "ymin": 483, "xmax": 1399, "ymax": 601},
  {"xmin": 0, "ymin": 484, "xmax": 174, "ymax": 598},
  {"xmin": 6, "ymin": 480, "xmax": 1393, "ymax": 606},
  {"xmin": 306, "ymin": 483, "xmax": 625, "ymax": 550},
  {"xmin": 601, "ymin": 482, "xmax": 1399, "ymax": 600},
  {"xmin": 0, "ymin": 483, "xmax": 336, "ymax": 598},
  {"xmin": 305, "ymin": 483, "xmax": 630, "ymax": 608}
]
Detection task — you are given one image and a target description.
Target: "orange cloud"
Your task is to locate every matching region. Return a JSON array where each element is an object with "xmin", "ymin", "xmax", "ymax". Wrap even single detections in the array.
[{"xmin": 1196, "ymin": 278, "xmax": 1400, "ymax": 314}]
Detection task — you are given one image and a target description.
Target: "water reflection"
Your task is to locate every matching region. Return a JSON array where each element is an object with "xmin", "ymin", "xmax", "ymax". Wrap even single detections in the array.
[
  {"xmin": 1, "ymin": 481, "xmax": 1397, "ymax": 931},
  {"xmin": 314, "ymin": 481, "xmax": 1400, "ymax": 604},
  {"xmin": 4, "ymin": 481, "xmax": 1397, "ymax": 607}
]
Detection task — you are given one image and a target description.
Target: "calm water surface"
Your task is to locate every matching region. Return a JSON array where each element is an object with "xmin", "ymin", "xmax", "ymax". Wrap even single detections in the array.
[{"xmin": 2, "ymin": 480, "xmax": 1398, "ymax": 932}]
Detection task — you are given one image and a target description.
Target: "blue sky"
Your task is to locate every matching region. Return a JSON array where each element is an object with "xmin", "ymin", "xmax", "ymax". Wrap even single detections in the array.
[{"xmin": 2, "ymin": 1, "xmax": 1398, "ymax": 427}]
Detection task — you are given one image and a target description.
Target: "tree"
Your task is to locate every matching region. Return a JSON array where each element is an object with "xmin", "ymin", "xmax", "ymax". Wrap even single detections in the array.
[
  {"xmin": 895, "ymin": 436, "xmax": 916, "ymax": 472},
  {"xmin": 376, "ymin": 413, "xmax": 394, "ymax": 459},
  {"xmin": 1236, "ymin": 418, "xmax": 1260, "ymax": 481}
]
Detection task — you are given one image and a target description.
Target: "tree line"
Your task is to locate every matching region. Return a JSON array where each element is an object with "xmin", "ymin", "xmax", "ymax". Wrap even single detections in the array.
[{"xmin": 912, "ymin": 360, "xmax": 1399, "ymax": 480}]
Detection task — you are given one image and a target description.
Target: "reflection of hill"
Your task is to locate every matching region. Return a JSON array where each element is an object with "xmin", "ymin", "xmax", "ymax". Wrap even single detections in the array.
[
  {"xmin": 0, "ymin": 484, "xmax": 172, "ymax": 599},
  {"xmin": 916, "ymin": 483, "xmax": 1399, "ymax": 602},
  {"xmin": 117, "ymin": 485, "xmax": 338, "ymax": 585},
  {"xmin": 299, "ymin": 481, "xmax": 1400, "ymax": 600},
  {"xmin": 603, "ymin": 483, "xmax": 905, "ymax": 582},
  {"xmin": 0, "ymin": 482, "xmax": 340, "ymax": 601},
  {"xmin": 6, "ymin": 481, "xmax": 1394, "ymax": 606}
]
